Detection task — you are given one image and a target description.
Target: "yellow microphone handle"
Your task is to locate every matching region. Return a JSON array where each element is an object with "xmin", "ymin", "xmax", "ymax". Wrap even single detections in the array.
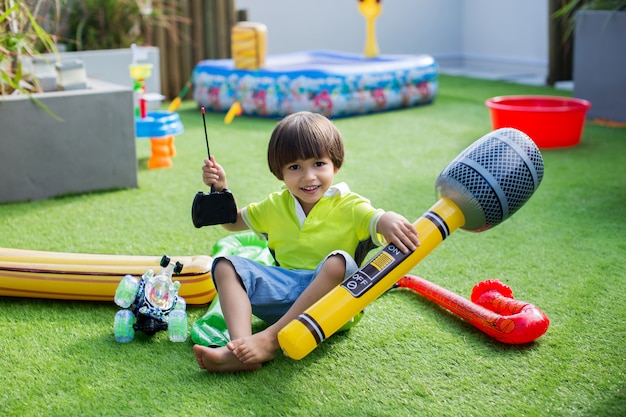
[{"xmin": 278, "ymin": 197, "xmax": 465, "ymax": 360}]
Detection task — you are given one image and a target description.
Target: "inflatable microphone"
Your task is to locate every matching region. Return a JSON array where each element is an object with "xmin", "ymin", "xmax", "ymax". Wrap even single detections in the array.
[{"xmin": 277, "ymin": 128, "xmax": 544, "ymax": 359}]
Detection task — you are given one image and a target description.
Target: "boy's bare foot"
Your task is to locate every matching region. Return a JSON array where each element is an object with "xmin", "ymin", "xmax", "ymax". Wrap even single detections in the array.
[
  {"xmin": 227, "ymin": 330, "xmax": 279, "ymax": 364},
  {"xmin": 193, "ymin": 344, "xmax": 262, "ymax": 373}
]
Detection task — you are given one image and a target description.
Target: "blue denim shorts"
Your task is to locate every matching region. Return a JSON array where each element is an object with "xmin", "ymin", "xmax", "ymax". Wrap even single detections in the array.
[{"xmin": 212, "ymin": 250, "xmax": 358, "ymax": 324}]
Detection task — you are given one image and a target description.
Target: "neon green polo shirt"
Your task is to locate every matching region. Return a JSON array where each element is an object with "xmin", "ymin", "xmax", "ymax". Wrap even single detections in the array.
[{"xmin": 241, "ymin": 182, "xmax": 384, "ymax": 270}]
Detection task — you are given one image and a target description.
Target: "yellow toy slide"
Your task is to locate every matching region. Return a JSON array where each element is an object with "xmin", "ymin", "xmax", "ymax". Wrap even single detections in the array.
[{"xmin": 0, "ymin": 248, "xmax": 216, "ymax": 305}]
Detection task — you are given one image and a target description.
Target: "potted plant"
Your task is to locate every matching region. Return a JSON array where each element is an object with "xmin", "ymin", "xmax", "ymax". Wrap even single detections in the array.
[
  {"xmin": 61, "ymin": 0, "xmax": 187, "ymax": 52},
  {"xmin": 0, "ymin": 0, "xmax": 139, "ymax": 203},
  {"xmin": 34, "ymin": 0, "xmax": 189, "ymax": 97},
  {"xmin": 0, "ymin": 0, "xmax": 59, "ymax": 113},
  {"xmin": 555, "ymin": 0, "xmax": 626, "ymax": 122}
]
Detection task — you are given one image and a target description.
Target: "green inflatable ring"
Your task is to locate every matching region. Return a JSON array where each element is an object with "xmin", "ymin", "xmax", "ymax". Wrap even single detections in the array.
[
  {"xmin": 211, "ymin": 231, "xmax": 275, "ymax": 266},
  {"xmin": 191, "ymin": 231, "xmax": 363, "ymax": 348}
]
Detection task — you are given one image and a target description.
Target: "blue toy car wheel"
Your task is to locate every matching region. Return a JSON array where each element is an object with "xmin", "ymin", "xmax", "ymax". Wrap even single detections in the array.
[
  {"xmin": 114, "ymin": 309, "xmax": 135, "ymax": 343},
  {"xmin": 114, "ymin": 275, "xmax": 140, "ymax": 308},
  {"xmin": 168, "ymin": 310, "xmax": 188, "ymax": 342}
]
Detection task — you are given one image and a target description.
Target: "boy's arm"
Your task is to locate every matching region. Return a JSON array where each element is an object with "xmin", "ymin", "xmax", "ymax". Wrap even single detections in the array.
[{"xmin": 221, "ymin": 210, "xmax": 248, "ymax": 231}]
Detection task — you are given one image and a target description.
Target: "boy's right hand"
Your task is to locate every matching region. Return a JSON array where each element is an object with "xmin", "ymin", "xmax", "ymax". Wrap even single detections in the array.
[
  {"xmin": 202, "ymin": 156, "xmax": 228, "ymax": 191},
  {"xmin": 377, "ymin": 211, "xmax": 420, "ymax": 254}
]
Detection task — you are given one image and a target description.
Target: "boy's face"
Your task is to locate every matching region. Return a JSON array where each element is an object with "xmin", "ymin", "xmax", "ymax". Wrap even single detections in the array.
[{"xmin": 281, "ymin": 156, "xmax": 338, "ymax": 214}]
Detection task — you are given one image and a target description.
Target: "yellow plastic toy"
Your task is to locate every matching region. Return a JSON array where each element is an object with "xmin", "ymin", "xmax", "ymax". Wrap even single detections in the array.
[
  {"xmin": 0, "ymin": 247, "xmax": 216, "ymax": 305},
  {"xmin": 231, "ymin": 22, "xmax": 267, "ymax": 70},
  {"xmin": 129, "ymin": 63, "xmax": 153, "ymax": 118},
  {"xmin": 358, "ymin": 0, "xmax": 382, "ymax": 58},
  {"xmin": 168, "ymin": 78, "xmax": 192, "ymax": 112},
  {"xmin": 224, "ymin": 102, "xmax": 243, "ymax": 124}
]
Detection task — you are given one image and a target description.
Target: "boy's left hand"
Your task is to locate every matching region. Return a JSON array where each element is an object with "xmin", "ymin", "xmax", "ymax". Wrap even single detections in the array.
[{"xmin": 377, "ymin": 211, "xmax": 420, "ymax": 253}]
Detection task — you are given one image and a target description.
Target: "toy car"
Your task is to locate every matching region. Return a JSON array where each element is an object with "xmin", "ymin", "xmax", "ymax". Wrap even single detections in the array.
[{"xmin": 113, "ymin": 255, "xmax": 188, "ymax": 343}]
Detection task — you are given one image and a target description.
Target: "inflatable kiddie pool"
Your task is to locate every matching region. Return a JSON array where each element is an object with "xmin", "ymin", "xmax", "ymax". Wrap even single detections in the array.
[{"xmin": 193, "ymin": 50, "xmax": 438, "ymax": 118}]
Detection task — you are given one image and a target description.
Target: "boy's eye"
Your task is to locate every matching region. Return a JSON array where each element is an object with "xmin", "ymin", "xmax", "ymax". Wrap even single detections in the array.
[
  {"xmin": 314, "ymin": 161, "xmax": 325, "ymax": 167},
  {"xmin": 288, "ymin": 164, "xmax": 300, "ymax": 170}
]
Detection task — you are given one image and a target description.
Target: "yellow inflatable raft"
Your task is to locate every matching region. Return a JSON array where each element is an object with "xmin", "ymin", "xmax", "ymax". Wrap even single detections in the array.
[{"xmin": 0, "ymin": 248, "xmax": 216, "ymax": 305}]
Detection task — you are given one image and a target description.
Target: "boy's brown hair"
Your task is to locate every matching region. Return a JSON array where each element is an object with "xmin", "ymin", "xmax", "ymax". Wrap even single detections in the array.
[{"xmin": 267, "ymin": 112, "xmax": 344, "ymax": 180}]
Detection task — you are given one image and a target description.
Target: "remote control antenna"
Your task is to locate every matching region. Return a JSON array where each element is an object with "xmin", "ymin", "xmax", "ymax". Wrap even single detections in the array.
[{"xmin": 201, "ymin": 107, "xmax": 211, "ymax": 158}]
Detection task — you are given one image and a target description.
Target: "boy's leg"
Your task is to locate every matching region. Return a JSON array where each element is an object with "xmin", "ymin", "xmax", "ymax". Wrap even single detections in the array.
[
  {"xmin": 194, "ymin": 259, "xmax": 260, "ymax": 372},
  {"xmin": 228, "ymin": 254, "xmax": 347, "ymax": 364},
  {"xmin": 212, "ymin": 259, "xmax": 252, "ymax": 340}
]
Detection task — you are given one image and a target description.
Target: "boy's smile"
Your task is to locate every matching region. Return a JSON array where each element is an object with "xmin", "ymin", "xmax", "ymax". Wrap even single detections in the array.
[
  {"xmin": 282, "ymin": 156, "xmax": 338, "ymax": 215},
  {"xmin": 301, "ymin": 185, "xmax": 321, "ymax": 194}
]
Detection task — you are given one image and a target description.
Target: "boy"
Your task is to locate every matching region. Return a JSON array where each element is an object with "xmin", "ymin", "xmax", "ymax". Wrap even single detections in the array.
[{"xmin": 194, "ymin": 111, "xmax": 419, "ymax": 372}]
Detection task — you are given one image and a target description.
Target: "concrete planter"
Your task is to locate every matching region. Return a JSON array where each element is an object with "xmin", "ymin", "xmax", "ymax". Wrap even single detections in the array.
[
  {"xmin": 0, "ymin": 79, "xmax": 137, "ymax": 203},
  {"xmin": 573, "ymin": 10, "xmax": 626, "ymax": 122},
  {"xmin": 49, "ymin": 47, "xmax": 161, "ymax": 95}
]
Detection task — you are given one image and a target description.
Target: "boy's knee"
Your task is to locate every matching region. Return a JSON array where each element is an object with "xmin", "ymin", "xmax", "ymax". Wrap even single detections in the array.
[
  {"xmin": 213, "ymin": 258, "xmax": 234, "ymax": 274},
  {"xmin": 319, "ymin": 250, "xmax": 358, "ymax": 281},
  {"xmin": 326, "ymin": 253, "xmax": 346, "ymax": 268},
  {"xmin": 322, "ymin": 254, "xmax": 348, "ymax": 282},
  {"xmin": 212, "ymin": 258, "xmax": 238, "ymax": 287}
]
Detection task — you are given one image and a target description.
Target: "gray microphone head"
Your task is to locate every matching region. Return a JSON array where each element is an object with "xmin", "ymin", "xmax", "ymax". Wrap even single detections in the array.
[{"xmin": 435, "ymin": 128, "xmax": 544, "ymax": 232}]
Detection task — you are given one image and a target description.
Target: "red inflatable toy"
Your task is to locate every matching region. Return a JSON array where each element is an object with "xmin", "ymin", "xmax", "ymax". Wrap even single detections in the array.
[{"xmin": 396, "ymin": 275, "xmax": 549, "ymax": 344}]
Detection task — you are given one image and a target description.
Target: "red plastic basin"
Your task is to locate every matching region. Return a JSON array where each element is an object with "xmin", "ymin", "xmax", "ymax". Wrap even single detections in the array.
[{"xmin": 485, "ymin": 95, "xmax": 591, "ymax": 149}]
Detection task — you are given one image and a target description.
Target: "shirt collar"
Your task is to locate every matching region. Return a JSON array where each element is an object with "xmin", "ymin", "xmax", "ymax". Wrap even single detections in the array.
[{"xmin": 288, "ymin": 182, "xmax": 351, "ymax": 226}]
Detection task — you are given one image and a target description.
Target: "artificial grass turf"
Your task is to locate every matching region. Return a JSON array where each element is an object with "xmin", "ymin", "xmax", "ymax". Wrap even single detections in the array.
[{"xmin": 1, "ymin": 74, "xmax": 625, "ymax": 416}]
